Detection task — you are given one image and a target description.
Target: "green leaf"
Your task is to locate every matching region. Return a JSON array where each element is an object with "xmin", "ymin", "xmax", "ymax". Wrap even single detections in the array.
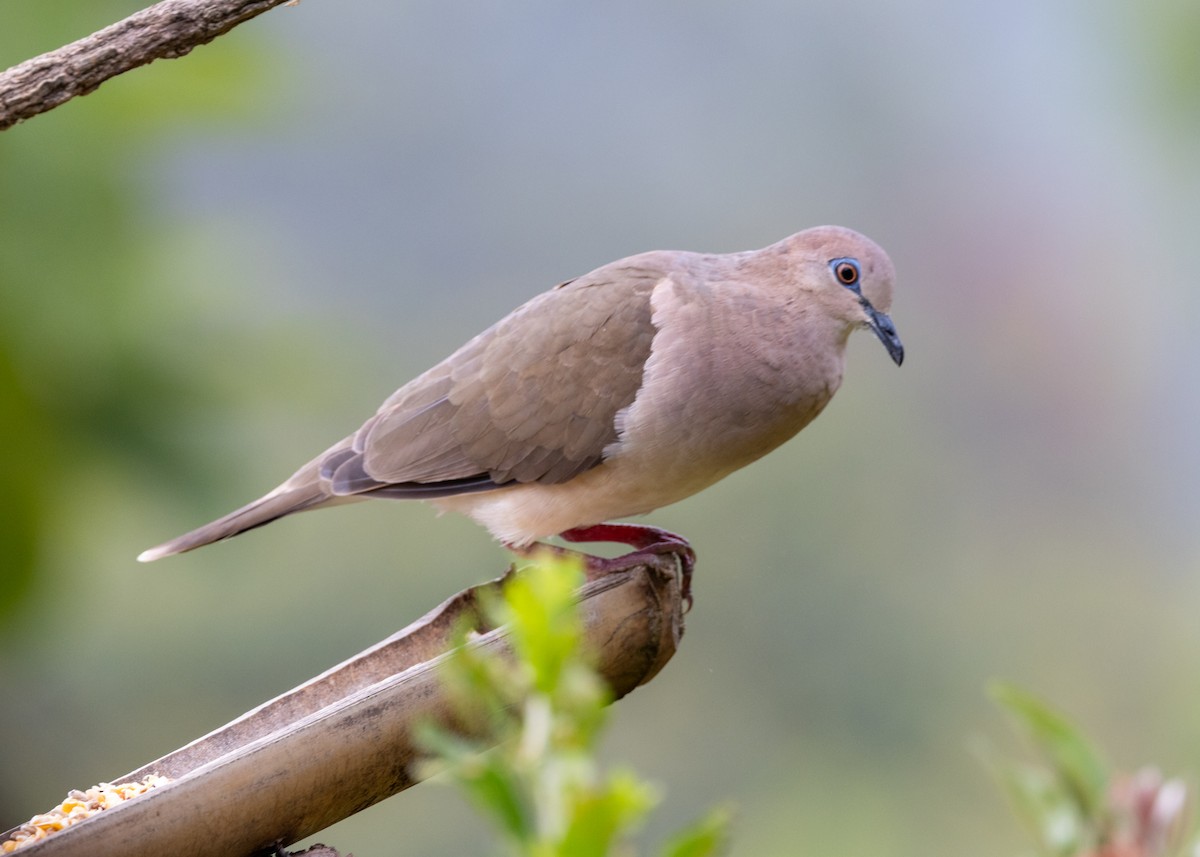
[
  {"xmin": 988, "ymin": 682, "xmax": 1109, "ymax": 821},
  {"xmin": 557, "ymin": 770, "xmax": 658, "ymax": 857},
  {"xmin": 459, "ymin": 757, "xmax": 534, "ymax": 843},
  {"xmin": 978, "ymin": 747, "xmax": 1084, "ymax": 857},
  {"xmin": 425, "ymin": 554, "xmax": 734, "ymax": 855},
  {"xmin": 419, "ymin": 721, "xmax": 533, "ymax": 844},
  {"xmin": 439, "ymin": 635, "xmax": 522, "ymax": 738},
  {"xmin": 503, "ymin": 555, "xmax": 588, "ymax": 695},
  {"xmin": 659, "ymin": 805, "xmax": 735, "ymax": 857}
]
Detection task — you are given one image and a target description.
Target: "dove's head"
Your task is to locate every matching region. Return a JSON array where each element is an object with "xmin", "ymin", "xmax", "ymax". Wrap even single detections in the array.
[{"xmin": 781, "ymin": 225, "xmax": 904, "ymax": 366}]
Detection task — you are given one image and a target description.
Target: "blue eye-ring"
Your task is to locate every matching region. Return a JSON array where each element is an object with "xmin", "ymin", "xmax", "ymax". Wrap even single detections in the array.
[{"xmin": 830, "ymin": 258, "xmax": 861, "ymax": 290}]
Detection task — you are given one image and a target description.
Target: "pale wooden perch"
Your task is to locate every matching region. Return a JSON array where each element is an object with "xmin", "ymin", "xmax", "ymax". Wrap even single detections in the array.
[
  {"xmin": 0, "ymin": 0, "xmax": 294, "ymax": 131},
  {"xmin": 2, "ymin": 560, "xmax": 686, "ymax": 857}
]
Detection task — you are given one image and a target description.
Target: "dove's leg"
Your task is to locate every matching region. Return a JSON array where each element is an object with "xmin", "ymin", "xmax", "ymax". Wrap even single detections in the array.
[{"xmin": 508, "ymin": 523, "xmax": 695, "ymax": 610}]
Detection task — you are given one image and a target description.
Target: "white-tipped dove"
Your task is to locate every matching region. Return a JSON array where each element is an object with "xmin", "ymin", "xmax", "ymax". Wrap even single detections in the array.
[{"xmin": 139, "ymin": 226, "xmax": 903, "ymax": 595}]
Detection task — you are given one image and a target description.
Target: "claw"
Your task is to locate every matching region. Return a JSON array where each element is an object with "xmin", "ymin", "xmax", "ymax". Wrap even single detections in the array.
[{"xmin": 506, "ymin": 523, "xmax": 695, "ymax": 612}]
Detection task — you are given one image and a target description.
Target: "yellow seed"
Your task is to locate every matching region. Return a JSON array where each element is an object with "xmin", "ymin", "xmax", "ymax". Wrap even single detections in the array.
[{"xmin": 1, "ymin": 776, "xmax": 170, "ymax": 852}]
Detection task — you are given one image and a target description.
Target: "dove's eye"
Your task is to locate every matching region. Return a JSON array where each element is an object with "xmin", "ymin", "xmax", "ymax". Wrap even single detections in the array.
[{"xmin": 831, "ymin": 259, "xmax": 860, "ymax": 288}]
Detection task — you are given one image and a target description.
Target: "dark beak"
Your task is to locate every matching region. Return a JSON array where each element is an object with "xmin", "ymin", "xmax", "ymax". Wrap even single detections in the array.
[{"xmin": 862, "ymin": 300, "xmax": 904, "ymax": 366}]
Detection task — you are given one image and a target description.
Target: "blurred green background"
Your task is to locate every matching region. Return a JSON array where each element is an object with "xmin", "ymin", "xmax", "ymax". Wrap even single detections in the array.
[{"xmin": 2, "ymin": 2, "xmax": 1200, "ymax": 854}]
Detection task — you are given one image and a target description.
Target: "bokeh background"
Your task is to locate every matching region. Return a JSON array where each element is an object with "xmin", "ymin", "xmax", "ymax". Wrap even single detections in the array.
[{"xmin": 3, "ymin": 2, "xmax": 1200, "ymax": 854}]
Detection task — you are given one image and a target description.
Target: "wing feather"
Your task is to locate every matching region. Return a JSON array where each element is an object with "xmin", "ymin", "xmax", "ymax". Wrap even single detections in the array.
[{"xmin": 322, "ymin": 258, "xmax": 670, "ymax": 497}]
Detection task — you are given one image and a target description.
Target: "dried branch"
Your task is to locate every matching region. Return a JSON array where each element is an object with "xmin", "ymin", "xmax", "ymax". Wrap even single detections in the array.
[
  {"xmin": 0, "ymin": 0, "xmax": 294, "ymax": 131},
  {"xmin": 2, "ymin": 559, "xmax": 686, "ymax": 857}
]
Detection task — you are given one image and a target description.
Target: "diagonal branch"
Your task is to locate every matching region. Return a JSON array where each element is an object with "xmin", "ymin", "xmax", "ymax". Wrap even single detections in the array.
[
  {"xmin": 0, "ymin": 560, "xmax": 686, "ymax": 857},
  {"xmin": 0, "ymin": 0, "xmax": 294, "ymax": 132}
]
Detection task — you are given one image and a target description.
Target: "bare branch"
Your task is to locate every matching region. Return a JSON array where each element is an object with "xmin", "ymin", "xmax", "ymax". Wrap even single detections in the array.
[
  {"xmin": 0, "ymin": 0, "xmax": 294, "ymax": 131},
  {"xmin": 2, "ymin": 560, "xmax": 686, "ymax": 857}
]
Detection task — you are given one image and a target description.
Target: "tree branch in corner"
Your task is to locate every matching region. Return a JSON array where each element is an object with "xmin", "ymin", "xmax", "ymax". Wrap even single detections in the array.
[{"xmin": 0, "ymin": 0, "xmax": 294, "ymax": 131}]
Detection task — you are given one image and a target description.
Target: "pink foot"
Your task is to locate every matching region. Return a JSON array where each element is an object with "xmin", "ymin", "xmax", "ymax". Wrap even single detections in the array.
[{"xmin": 510, "ymin": 523, "xmax": 695, "ymax": 610}]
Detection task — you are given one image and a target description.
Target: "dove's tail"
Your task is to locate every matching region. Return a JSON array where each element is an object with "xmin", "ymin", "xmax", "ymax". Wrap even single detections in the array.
[{"xmin": 137, "ymin": 483, "xmax": 334, "ymax": 562}]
